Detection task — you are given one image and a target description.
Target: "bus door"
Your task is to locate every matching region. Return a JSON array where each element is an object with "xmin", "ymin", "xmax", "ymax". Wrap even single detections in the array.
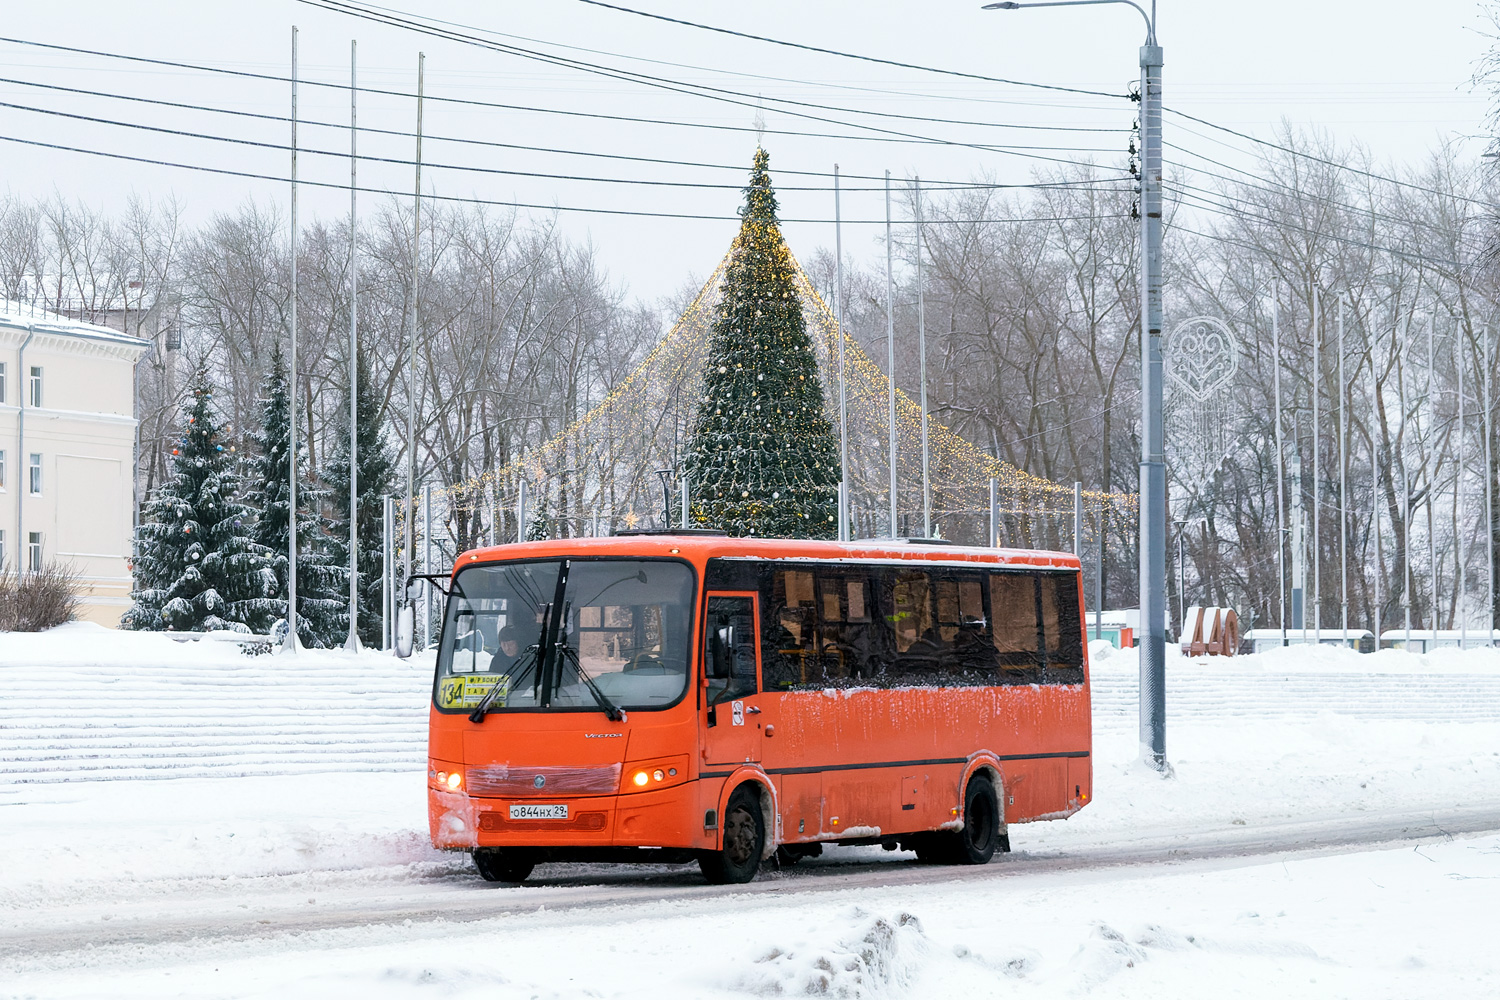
[{"xmin": 701, "ymin": 592, "xmax": 763, "ymax": 766}]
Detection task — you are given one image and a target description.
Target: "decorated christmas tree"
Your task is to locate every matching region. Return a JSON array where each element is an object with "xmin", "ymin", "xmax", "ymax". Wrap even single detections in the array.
[
  {"xmin": 243, "ymin": 345, "xmax": 345, "ymax": 646},
  {"xmin": 684, "ymin": 147, "xmax": 840, "ymax": 538},
  {"xmin": 324, "ymin": 350, "xmax": 397, "ymax": 647},
  {"xmin": 123, "ymin": 371, "xmax": 277, "ymax": 632}
]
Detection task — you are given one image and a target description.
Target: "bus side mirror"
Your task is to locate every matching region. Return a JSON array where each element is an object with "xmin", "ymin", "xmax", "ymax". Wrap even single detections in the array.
[{"xmin": 395, "ymin": 603, "xmax": 415, "ymax": 659}]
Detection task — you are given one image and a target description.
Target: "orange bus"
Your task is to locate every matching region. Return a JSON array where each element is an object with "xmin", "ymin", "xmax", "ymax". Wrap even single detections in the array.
[{"xmin": 412, "ymin": 532, "xmax": 1092, "ymax": 884}]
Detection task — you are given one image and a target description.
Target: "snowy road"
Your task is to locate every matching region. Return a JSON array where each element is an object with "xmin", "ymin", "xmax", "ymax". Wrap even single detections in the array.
[
  {"xmin": 5, "ymin": 801, "xmax": 1500, "ymax": 967},
  {"xmin": 5, "ymin": 631, "xmax": 1500, "ymax": 996}
]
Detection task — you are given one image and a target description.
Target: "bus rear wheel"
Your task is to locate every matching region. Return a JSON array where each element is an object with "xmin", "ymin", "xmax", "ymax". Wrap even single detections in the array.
[
  {"xmin": 918, "ymin": 775, "xmax": 1001, "ymax": 865},
  {"xmin": 473, "ymin": 849, "xmax": 535, "ymax": 883},
  {"xmin": 699, "ymin": 785, "xmax": 764, "ymax": 884}
]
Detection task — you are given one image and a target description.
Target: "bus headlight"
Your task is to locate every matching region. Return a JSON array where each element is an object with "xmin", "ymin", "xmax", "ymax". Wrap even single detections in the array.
[
  {"xmin": 620, "ymin": 757, "xmax": 689, "ymax": 793},
  {"xmin": 446, "ymin": 770, "xmax": 463, "ymax": 790}
]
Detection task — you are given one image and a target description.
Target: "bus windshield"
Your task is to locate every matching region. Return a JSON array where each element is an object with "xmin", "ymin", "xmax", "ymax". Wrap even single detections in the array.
[{"xmin": 434, "ymin": 558, "xmax": 695, "ymax": 714}]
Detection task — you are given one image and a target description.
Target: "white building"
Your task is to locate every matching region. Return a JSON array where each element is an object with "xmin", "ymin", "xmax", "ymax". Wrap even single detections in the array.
[{"xmin": 1, "ymin": 301, "xmax": 149, "ymax": 627}]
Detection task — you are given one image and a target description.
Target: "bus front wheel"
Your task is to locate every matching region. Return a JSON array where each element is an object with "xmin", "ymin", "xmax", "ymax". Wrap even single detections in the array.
[
  {"xmin": 473, "ymin": 849, "xmax": 535, "ymax": 883},
  {"xmin": 918, "ymin": 775, "xmax": 1001, "ymax": 865},
  {"xmin": 699, "ymin": 785, "xmax": 764, "ymax": 884}
]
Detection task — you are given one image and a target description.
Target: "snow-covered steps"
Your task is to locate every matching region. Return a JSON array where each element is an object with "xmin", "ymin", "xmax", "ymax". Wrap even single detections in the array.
[
  {"xmin": 1090, "ymin": 667, "xmax": 1500, "ymax": 724},
  {"xmin": 0, "ymin": 626, "xmax": 432, "ymax": 788},
  {"xmin": 6, "ymin": 626, "xmax": 1500, "ymax": 788}
]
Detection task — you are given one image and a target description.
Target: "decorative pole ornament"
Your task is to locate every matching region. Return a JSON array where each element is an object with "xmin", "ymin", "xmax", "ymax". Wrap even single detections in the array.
[
  {"xmin": 1164, "ymin": 315, "xmax": 1239, "ymax": 402},
  {"xmin": 1164, "ymin": 315, "xmax": 1239, "ymax": 467}
]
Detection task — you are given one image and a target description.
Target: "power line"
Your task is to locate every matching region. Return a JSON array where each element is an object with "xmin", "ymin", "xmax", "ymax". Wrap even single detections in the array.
[
  {"xmin": 1163, "ymin": 105, "xmax": 1494, "ymax": 210},
  {"xmin": 0, "ymin": 36, "xmax": 1131, "ymax": 171},
  {"xmin": 0, "ymin": 97, "xmax": 1122, "ymax": 193},
  {"xmin": 1166, "ymin": 183, "xmax": 1470, "ymax": 271},
  {"xmin": 295, "ymin": 0, "xmax": 1130, "ymax": 173},
  {"xmin": 0, "ymin": 131, "xmax": 1130, "ymax": 226},
  {"xmin": 1164, "ymin": 142, "xmax": 1461, "ymax": 240},
  {"xmin": 0, "ymin": 80, "xmax": 1134, "ymax": 195},
  {"xmin": 347, "ymin": 13, "xmax": 1130, "ymax": 121},
  {"xmin": 562, "ymin": 0, "xmax": 1128, "ymax": 100}
]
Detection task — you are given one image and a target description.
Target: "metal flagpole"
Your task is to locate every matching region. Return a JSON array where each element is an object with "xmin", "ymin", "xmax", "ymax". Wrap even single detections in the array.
[
  {"xmin": 422, "ymin": 482, "xmax": 433, "ymax": 648},
  {"xmin": 1371, "ymin": 319, "xmax": 1383, "ymax": 648},
  {"xmin": 1459, "ymin": 325, "xmax": 1467, "ymax": 647},
  {"xmin": 381, "ymin": 495, "xmax": 392, "ymax": 649},
  {"xmin": 343, "ymin": 39, "xmax": 361, "ymax": 652},
  {"xmin": 1482, "ymin": 328, "xmax": 1494, "ymax": 641},
  {"xmin": 1402, "ymin": 317, "xmax": 1411, "ymax": 646},
  {"xmin": 1339, "ymin": 293, "xmax": 1348, "ymax": 645},
  {"xmin": 988, "ymin": 477, "xmax": 998, "ymax": 547},
  {"xmin": 1273, "ymin": 288, "xmax": 1287, "ymax": 645},
  {"xmin": 1073, "ymin": 482, "xmax": 1082, "ymax": 557},
  {"xmin": 1428, "ymin": 315, "xmax": 1437, "ymax": 629},
  {"xmin": 1313, "ymin": 288, "xmax": 1320, "ymax": 639},
  {"xmin": 405, "ymin": 51, "xmax": 423, "ymax": 636},
  {"xmin": 885, "ymin": 170, "xmax": 897, "ymax": 539},
  {"xmin": 285, "ymin": 25, "xmax": 300, "ymax": 653},
  {"xmin": 835, "ymin": 164, "xmax": 848, "ymax": 542},
  {"xmin": 916, "ymin": 176, "xmax": 930, "ymax": 538}
]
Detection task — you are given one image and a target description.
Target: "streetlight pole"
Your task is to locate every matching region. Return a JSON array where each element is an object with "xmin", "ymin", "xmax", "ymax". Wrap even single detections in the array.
[{"xmin": 985, "ymin": 0, "xmax": 1166, "ymax": 769}]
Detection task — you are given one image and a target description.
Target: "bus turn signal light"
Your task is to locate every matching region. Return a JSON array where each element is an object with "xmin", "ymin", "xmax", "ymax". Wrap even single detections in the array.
[{"xmin": 620, "ymin": 757, "xmax": 690, "ymax": 794}]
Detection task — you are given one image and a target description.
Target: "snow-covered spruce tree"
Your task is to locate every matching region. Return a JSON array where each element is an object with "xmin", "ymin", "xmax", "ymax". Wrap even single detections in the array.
[
  {"xmin": 324, "ymin": 349, "xmax": 397, "ymax": 647},
  {"xmin": 243, "ymin": 344, "xmax": 345, "ymax": 646},
  {"xmin": 123, "ymin": 371, "xmax": 277, "ymax": 632},
  {"xmin": 684, "ymin": 147, "xmax": 840, "ymax": 538}
]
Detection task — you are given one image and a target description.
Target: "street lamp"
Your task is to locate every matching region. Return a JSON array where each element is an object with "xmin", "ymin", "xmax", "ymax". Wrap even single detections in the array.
[{"xmin": 984, "ymin": 0, "xmax": 1167, "ymax": 771}]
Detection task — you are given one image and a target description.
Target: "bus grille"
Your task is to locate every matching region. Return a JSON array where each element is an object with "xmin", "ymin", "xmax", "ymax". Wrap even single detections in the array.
[{"xmin": 466, "ymin": 763, "xmax": 622, "ymax": 796}]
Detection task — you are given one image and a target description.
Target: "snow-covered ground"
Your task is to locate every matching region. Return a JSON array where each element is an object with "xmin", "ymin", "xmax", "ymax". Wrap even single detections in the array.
[{"xmin": 2, "ymin": 627, "xmax": 1499, "ymax": 997}]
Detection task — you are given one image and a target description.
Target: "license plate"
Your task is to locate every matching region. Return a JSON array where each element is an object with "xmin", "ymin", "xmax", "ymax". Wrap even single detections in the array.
[{"xmin": 509, "ymin": 803, "xmax": 569, "ymax": 820}]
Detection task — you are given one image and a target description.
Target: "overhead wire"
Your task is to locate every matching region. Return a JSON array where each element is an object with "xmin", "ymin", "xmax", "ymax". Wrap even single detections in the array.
[
  {"xmin": 0, "ymin": 35, "xmax": 1130, "ymax": 172},
  {"xmin": 1163, "ymin": 105, "xmax": 1494, "ymax": 210},
  {"xmin": 0, "ymin": 97, "xmax": 1127, "ymax": 193},
  {"xmin": 0, "ymin": 132, "xmax": 1129, "ymax": 226},
  {"xmin": 293, "ymin": 0, "xmax": 1131, "ymax": 173},
  {"xmin": 1165, "ymin": 183, "xmax": 1470, "ymax": 271},
  {"xmin": 560, "ymin": 0, "xmax": 1129, "ymax": 99}
]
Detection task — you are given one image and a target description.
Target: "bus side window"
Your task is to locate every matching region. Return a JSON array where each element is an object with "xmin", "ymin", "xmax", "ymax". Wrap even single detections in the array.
[
  {"xmin": 1039, "ymin": 574, "xmax": 1085, "ymax": 684},
  {"xmin": 989, "ymin": 573, "xmax": 1044, "ymax": 684},
  {"xmin": 705, "ymin": 595, "xmax": 757, "ymax": 705},
  {"xmin": 815, "ymin": 573, "xmax": 875, "ymax": 682},
  {"xmin": 763, "ymin": 570, "xmax": 815, "ymax": 688}
]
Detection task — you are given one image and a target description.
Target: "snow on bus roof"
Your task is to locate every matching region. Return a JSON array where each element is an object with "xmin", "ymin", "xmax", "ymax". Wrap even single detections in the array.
[{"xmin": 455, "ymin": 534, "xmax": 1080, "ymax": 571}]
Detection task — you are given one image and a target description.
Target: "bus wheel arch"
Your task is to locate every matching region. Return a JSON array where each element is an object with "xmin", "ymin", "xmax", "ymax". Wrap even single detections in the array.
[
  {"xmin": 701, "ymin": 778, "xmax": 772, "ymax": 883},
  {"xmin": 954, "ymin": 758, "xmax": 1010, "ymax": 858},
  {"xmin": 711, "ymin": 769, "xmax": 779, "ymax": 860}
]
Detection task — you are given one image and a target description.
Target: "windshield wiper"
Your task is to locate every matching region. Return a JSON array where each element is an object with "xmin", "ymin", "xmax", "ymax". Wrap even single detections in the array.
[
  {"xmin": 468, "ymin": 644, "xmax": 539, "ymax": 724},
  {"xmin": 558, "ymin": 641, "xmax": 626, "ymax": 722}
]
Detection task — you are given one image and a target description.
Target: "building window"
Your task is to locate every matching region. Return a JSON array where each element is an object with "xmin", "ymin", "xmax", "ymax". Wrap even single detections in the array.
[
  {"xmin": 0, "ymin": 448, "xmax": 5, "ymax": 490},
  {"xmin": 29, "ymin": 365, "xmax": 42, "ymax": 408},
  {"xmin": 0, "ymin": 361, "xmax": 7, "ymax": 403},
  {"xmin": 29, "ymin": 453, "xmax": 41, "ymax": 495},
  {"xmin": 27, "ymin": 532, "xmax": 41, "ymax": 572}
]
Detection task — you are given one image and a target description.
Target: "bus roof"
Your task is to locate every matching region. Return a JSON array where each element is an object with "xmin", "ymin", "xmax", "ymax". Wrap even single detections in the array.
[{"xmin": 451, "ymin": 534, "xmax": 1081, "ymax": 575}]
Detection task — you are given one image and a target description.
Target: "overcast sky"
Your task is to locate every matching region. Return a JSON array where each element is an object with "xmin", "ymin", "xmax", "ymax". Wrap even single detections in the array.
[{"xmin": 2, "ymin": 0, "xmax": 1495, "ymax": 305}]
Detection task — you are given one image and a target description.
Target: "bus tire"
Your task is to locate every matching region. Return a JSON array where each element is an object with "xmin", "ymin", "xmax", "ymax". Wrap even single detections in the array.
[
  {"xmin": 699, "ymin": 785, "xmax": 764, "ymax": 884},
  {"xmin": 473, "ymin": 849, "xmax": 535, "ymax": 883},
  {"xmin": 918, "ymin": 775, "xmax": 1001, "ymax": 865},
  {"xmin": 954, "ymin": 775, "xmax": 1001, "ymax": 865}
]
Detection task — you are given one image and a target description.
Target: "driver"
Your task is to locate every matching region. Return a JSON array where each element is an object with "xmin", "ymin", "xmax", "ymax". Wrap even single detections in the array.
[{"xmin": 489, "ymin": 625, "xmax": 529, "ymax": 674}]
